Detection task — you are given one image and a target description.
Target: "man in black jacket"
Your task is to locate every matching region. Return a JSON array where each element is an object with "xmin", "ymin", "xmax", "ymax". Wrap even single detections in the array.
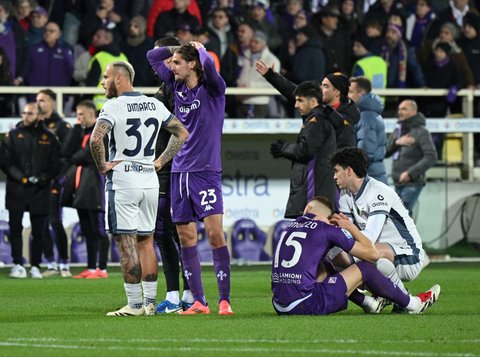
[
  {"xmin": 36, "ymin": 89, "xmax": 72, "ymax": 277},
  {"xmin": 62, "ymin": 100, "xmax": 110, "ymax": 279},
  {"xmin": 0, "ymin": 103, "xmax": 61, "ymax": 279},
  {"xmin": 270, "ymin": 81, "xmax": 337, "ymax": 218}
]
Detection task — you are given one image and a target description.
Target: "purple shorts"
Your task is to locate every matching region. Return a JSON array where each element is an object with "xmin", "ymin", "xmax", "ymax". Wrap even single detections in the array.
[
  {"xmin": 273, "ymin": 273, "xmax": 348, "ymax": 315},
  {"xmin": 170, "ymin": 171, "xmax": 224, "ymax": 223}
]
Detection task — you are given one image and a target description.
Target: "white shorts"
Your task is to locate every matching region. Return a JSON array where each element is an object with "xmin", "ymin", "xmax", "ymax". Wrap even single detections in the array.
[{"xmin": 106, "ymin": 187, "xmax": 159, "ymax": 235}]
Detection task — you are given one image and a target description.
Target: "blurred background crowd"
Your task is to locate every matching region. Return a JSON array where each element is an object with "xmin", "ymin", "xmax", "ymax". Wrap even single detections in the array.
[{"xmin": 0, "ymin": 0, "xmax": 479, "ymax": 119}]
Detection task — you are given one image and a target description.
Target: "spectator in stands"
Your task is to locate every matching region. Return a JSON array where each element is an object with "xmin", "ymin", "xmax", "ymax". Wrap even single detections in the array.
[
  {"xmin": 62, "ymin": 100, "xmax": 109, "ymax": 279},
  {"xmin": 459, "ymin": 13, "xmax": 480, "ymax": 89},
  {"xmin": 85, "ymin": 27, "xmax": 127, "ymax": 110},
  {"xmin": 14, "ymin": 0, "xmax": 32, "ymax": 30},
  {"xmin": 363, "ymin": 19, "xmax": 384, "ymax": 55},
  {"xmin": 385, "ymin": 99, "xmax": 437, "ymax": 216},
  {"xmin": 148, "ymin": 0, "xmax": 202, "ymax": 38},
  {"xmin": 405, "ymin": 0, "xmax": 436, "ymax": 51},
  {"xmin": 36, "ymin": 89, "xmax": 72, "ymax": 278},
  {"xmin": 362, "ymin": 0, "xmax": 406, "ymax": 32},
  {"xmin": 153, "ymin": 0, "xmax": 200, "ymax": 40},
  {"xmin": 351, "ymin": 34, "xmax": 387, "ymax": 90},
  {"xmin": 190, "ymin": 27, "xmax": 221, "ymax": 71},
  {"xmin": 349, "ymin": 76, "xmax": 388, "ymax": 184},
  {"xmin": 79, "ymin": 0, "xmax": 129, "ymax": 48},
  {"xmin": 277, "ymin": 0, "xmax": 304, "ymax": 41},
  {"xmin": 339, "ymin": 0, "xmax": 358, "ymax": 36},
  {"xmin": 382, "ymin": 24, "xmax": 426, "ymax": 89},
  {"xmin": 0, "ymin": 0, "xmax": 28, "ymax": 88},
  {"xmin": 0, "ymin": 102, "xmax": 61, "ymax": 279},
  {"xmin": 269, "ymin": 81, "xmax": 337, "ymax": 218},
  {"xmin": 26, "ymin": 5, "xmax": 48, "ymax": 45},
  {"xmin": 26, "ymin": 22, "xmax": 74, "ymax": 88},
  {"xmin": 120, "ymin": 15, "xmax": 155, "ymax": 87},
  {"xmin": 287, "ymin": 24, "xmax": 325, "ymax": 84},
  {"xmin": 0, "ymin": 47, "xmax": 14, "ymax": 117},
  {"xmin": 246, "ymin": 0, "xmax": 282, "ymax": 53},
  {"xmin": 312, "ymin": 6, "xmax": 352, "ymax": 74},
  {"xmin": 236, "ymin": 30, "xmax": 281, "ymax": 118},
  {"xmin": 206, "ymin": 7, "xmax": 235, "ymax": 61},
  {"xmin": 321, "ymin": 72, "xmax": 360, "ymax": 148},
  {"xmin": 427, "ymin": 0, "xmax": 479, "ymax": 39}
]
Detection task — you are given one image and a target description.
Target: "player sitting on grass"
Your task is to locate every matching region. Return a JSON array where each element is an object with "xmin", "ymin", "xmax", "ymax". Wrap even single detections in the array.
[{"xmin": 271, "ymin": 196, "xmax": 440, "ymax": 315}]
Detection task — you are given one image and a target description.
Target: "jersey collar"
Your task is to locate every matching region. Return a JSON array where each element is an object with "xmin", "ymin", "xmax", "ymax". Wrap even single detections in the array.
[
  {"xmin": 120, "ymin": 91, "xmax": 142, "ymax": 97},
  {"xmin": 354, "ymin": 175, "xmax": 370, "ymax": 200}
]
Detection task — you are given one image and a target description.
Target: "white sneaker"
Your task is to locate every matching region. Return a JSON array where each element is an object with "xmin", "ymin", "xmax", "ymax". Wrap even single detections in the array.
[
  {"xmin": 9, "ymin": 264, "xmax": 27, "ymax": 279},
  {"xmin": 409, "ymin": 284, "xmax": 441, "ymax": 315},
  {"xmin": 60, "ymin": 269, "xmax": 72, "ymax": 278},
  {"xmin": 144, "ymin": 303, "xmax": 156, "ymax": 316},
  {"xmin": 106, "ymin": 305, "xmax": 145, "ymax": 316},
  {"xmin": 30, "ymin": 266, "xmax": 43, "ymax": 279},
  {"xmin": 364, "ymin": 296, "xmax": 391, "ymax": 314},
  {"xmin": 42, "ymin": 268, "xmax": 60, "ymax": 277}
]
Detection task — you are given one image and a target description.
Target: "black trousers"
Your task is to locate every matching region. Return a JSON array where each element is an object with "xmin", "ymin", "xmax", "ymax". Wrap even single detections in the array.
[
  {"xmin": 77, "ymin": 208, "xmax": 109, "ymax": 270},
  {"xmin": 44, "ymin": 182, "xmax": 69, "ymax": 262},
  {"xmin": 8, "ymin": 208, "xmax": 48, "ymax": 267},
  {"xmin": 154, "ymin": 195, "xmax": 189, "ymax": 292}
]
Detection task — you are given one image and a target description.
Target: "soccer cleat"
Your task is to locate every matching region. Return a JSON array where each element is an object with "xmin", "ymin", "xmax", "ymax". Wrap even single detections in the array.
[
  {"xmin": 85, "ymin": 268, "xmax": 108, "ymax": 279},
  {"xmin": 179, "ymin": 300, "xmax": 210, "ymax": 315},
  {"xmin": 363, "ymin": 296, "xmax": 391, "ymax": 314},
  {"xmin": 144, "ymin": 303, "xmax": 156, "ymax": 316},
  {"xmin": 409, "ymin": 284, "xmax": 441, "ymax": 315},
  {"xmin": 30, "ymin": 266, "xmax": 43, "ymax": 279},
  {"xmin": 9, "ymin": 264, "xmax": 27, "ymax": 279},
  {"xmin": 156, "ymin": 300, "xmax": 182, "ymax": 314},
  {"xmin": 60, "ymin": 269, "xmax": 72, "ymax": 278},
  {"xmin": 218, "ymin": 300, "xmax": 234, "ymax": 316},
  {"xmin": 73, "ymin": 269, "xmax": 94, "ymax": 279},
  {"xmin": 42, "ymin": 268, "xmax": 59, "ymax": 277},
  {"xmin": 180, "ymin": 300, "xmax": 193, "ymax": 311},
  {"xmin": 106, "ymin": 305, "xmax": 145, "ymax": 316}
]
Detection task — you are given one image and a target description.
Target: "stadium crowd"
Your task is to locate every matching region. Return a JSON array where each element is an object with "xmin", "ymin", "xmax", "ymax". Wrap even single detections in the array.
[{"xmin": 0, "ymin": 0, "xmax": 479, "ymax": 119}]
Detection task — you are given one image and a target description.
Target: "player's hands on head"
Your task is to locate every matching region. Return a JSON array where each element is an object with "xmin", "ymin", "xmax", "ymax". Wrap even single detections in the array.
[
  {"xmin": 329, "ymin": 213, "xmax": 351, "ymax": 228},
  {"xmin": 189, "ymin": 41, "xmax": 205, "ymax": 50}
]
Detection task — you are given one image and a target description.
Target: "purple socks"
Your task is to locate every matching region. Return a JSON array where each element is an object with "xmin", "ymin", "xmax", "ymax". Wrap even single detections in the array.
[{"xmin": 213, "ymin": 245, "xmax": 231, "ymax": 303}]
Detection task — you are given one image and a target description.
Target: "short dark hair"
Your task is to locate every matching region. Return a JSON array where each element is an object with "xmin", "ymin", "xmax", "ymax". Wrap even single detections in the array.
[
  {"xmin": 350, "ymin": 76, "xmax": 372, "ymax": 93},
  {"xmin": 293, "ymin": 80, "xmax": 323, "ymax": 103},
  {"xmin": 175, "ymin": 44, "xmax": 203, "ymax": 81},
  {"xmin": 76, "ymin": 100, "xmax": 96, "ymax": 112},
  {"xmin": 330, "ymin": 147, "xmax": 368, "ymax": 178},
  {"xmin": 154, "ymin": 36, "xmax": 180, "ymax": 47},
  {"xmin": 38, "ymin": 88, "xmax": 56, "ymax": 102}
]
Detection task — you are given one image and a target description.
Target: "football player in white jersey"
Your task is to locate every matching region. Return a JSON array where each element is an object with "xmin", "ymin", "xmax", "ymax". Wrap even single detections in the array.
[
  {"xmin": 330, "ymin": 147, "xmax": 429, "ymax": 313},
  {"xmin": 90, "ymin": 60, "xmax": 189, "ymax": 316}
]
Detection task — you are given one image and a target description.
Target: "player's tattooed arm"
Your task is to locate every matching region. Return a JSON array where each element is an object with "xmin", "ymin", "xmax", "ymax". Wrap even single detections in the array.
[
  {"xmin": 154, "ymin": 117, "xmax": 189, "ymax": 171},
  {"xmin": 90, "ymin": 120, "xmax": 118, "ymax": 174}
]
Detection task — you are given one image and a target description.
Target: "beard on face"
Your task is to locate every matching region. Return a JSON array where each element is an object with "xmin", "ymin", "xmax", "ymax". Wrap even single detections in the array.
[{"xmin": 105, "ymin": 80, "xmax": 118, "ymax": 99}]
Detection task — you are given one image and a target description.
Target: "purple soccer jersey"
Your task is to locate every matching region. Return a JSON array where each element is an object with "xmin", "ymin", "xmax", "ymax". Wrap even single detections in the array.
[
  {"xmin": 147, "ymin": 47, "xmax": 225, "ymax": 172},
  {"xmin": 272, "ymin": 214, "xmax": 355, "ymax": 306}
]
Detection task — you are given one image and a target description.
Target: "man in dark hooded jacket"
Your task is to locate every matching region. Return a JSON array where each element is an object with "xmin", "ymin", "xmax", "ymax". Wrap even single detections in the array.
[{"xmin": 270, "ymin": 81, "xmax": 337, "ymax": 218}]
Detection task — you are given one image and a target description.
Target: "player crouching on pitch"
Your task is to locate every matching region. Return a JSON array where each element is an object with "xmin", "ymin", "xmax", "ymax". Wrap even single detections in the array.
[{"xmin": 271, "ymin": 197, "xmax": 440, "ymax": 315}]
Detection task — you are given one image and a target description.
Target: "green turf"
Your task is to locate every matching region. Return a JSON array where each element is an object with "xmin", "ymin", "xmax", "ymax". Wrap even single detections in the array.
[{"xmin": 0, "ymin": 263, "xmax": 479, "ymax": 356}]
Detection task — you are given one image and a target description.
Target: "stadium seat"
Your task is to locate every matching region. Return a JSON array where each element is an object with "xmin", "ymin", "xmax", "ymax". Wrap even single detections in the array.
[
  {"xmin": 271, "ymin": 220, "xmax": 292, "ymax": 254},
  {"xmin": 0, "ymin": 220, "xmax": 12, "ymax": 264},
  {"xmin": 231, "ymin": 219, "xmax": 270, "ymax": 262},
  {"xmin": 70, "ymin": 223, "xmax": 87, "ymax": 263}
]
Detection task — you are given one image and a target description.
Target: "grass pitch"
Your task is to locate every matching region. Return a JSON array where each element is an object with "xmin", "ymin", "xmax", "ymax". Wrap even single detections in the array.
[{"xmin": 0, "ymin": 262, "xmax": 479, "ymax": 357}]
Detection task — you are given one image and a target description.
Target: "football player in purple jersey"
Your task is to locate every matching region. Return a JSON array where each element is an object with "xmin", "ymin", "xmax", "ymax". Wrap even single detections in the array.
[{"xmin": 271, "ymin": 197, "xmax": 440, "ymax": 315}]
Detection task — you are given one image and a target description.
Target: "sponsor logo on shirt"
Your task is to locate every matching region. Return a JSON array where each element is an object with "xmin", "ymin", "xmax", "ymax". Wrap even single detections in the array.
[
  {"xmin": 124, "ymin": 163, "xmax": 154, "ymax": 173},
  {"xmin": 272, "ymin": 272, "xmax": 302, "ymax": 285},
  {"xmin": 341, "ymin": 228, "xmax": 353, "ymax": 239},
  {"xmin": 178, "ymin": 99, "xmax": 200, "ymax": 114},
  {"xmin": 328, "ymin": 277, "xmax": 337, "ymax": 284}
]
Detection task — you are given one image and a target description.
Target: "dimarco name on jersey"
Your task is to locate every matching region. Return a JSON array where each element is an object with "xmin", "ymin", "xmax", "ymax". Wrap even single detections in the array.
[{"xmin": 126, "ymin": 102, "xmax": 156, "ymax": 112}]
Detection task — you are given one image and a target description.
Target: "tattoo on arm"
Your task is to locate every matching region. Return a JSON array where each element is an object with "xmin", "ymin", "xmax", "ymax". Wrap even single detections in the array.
[
  {"xmin": 90, "ymin": 121, "xmax": 111, "ymax": 174},
  {"xmin": 158, "ymin": 117, "xmax": 189, "ymax": 167}
]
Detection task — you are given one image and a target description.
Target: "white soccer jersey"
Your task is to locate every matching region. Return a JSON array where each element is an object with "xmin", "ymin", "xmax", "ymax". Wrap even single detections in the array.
[
  {"xmin": 98, "ymin": 92, "xmax": 173, "ymax": 190},
  {"xmin": 339, "ymin": 176, "xmax": 425, "ymax": 265}
]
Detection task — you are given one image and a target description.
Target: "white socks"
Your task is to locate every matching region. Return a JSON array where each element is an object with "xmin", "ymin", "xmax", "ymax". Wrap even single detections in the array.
[
  {"xmin": 376, "ymin": 258, "xmax": 408, "ymax": 294},
  {"xmin": 182, "ymin": 289, "xmax": 194, "ymax": 304},
  {"xmin": 124, "ymin": 283, "xmax": 143, "ymax": 309},
  {"xmin": 142, "ymin": 281, "xmax": 157, "ymax": 306},
  {"xmin": 166, "ymin": 291, "xmax": 180, "ymax": 304}
]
